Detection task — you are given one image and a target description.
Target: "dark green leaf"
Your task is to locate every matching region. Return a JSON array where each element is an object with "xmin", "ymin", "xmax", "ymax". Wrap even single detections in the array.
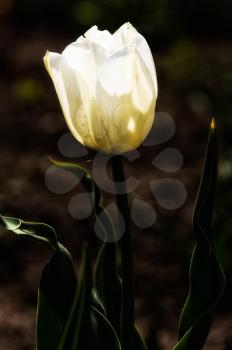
[
  {"xmin": 50, "ymin": 159, "xmax": 122, "ymax": 329},
  {"xmin": 58, "ymin": 243, "xmax": 121, "ymax": 350},
  {"xmin": 0, "ymin": 215, "xmax": 79, "ymax": 350},
  {"xmin": 174, "ymin": 119, "xmax": 225, "ymax": 350},
  {"xmin": 0, "ymin": 215, "xmax": 58, "ymax": 249},
  {"xmin": 90, "ymin": 306, "xmax": 121, "ymax": 350},
  {"xmin": 51, "ymin": 158, "xmax": 142, "ymax": 349},
  {"xmin": 134, "ymin": 326, "xmax": 148, "ymax": 350},
  {"xmin": 58, "ymin": 243, "xmax": 92, "ymax": 350},
  {"xmin": 94, "ymin": 216, "xmax": 147, "ymax": 349},
  {"xmin": 37, "ymin": 244, "xmax": 78, "ymax": 350},
  {"xmin": 49, "ymin": 158, "xmax": 100, "ymax": 204}
]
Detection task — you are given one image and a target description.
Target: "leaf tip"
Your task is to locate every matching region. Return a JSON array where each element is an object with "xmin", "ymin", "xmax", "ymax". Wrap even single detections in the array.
[{"xmin": 211, "ymin": 118, "xmax": 216, "ymax": 130}]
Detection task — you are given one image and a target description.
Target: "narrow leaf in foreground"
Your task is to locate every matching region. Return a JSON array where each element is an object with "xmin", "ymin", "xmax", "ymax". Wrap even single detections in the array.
[{"xmin": 174, "ymin": 118, "xmax": 225, "ymax": 350}]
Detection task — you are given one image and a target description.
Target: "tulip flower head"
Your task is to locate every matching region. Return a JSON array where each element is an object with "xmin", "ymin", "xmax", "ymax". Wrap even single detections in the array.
[{"xmin": 44, "ymin": 23, "xmax": 158, "ymax": 153}]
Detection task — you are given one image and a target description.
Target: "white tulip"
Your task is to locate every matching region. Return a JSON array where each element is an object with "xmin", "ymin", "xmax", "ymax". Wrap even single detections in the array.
[{"xmin": 44, "ymin": 23, "xmax": 158, "ymax": 153}]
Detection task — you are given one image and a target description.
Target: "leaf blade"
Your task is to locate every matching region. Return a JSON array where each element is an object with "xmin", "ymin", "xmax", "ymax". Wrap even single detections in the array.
[{"xmin": 174, "ymin": 119, "xmax": 225, "ymax": 350}]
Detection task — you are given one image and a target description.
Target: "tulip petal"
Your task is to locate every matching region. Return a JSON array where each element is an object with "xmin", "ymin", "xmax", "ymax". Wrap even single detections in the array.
[
  {"xmin": 44, "ymin": 51, "xmax": 77, "ymax": 127},
  {"xmin": 114, "ymin": 23, "xmax": 158, "ymax": 98},
  {"xmin": 43, "ymin": 51, "xmax": 95, "ymax": 147},
  {"xmin": 97, "ymin": 45, "xmax": 136, "ymax": 96},
  {"xmin": 97, "ymin": 45, "xmax": 154, "ymax": 112},
  {"xmin": 96, "ymin": 45, "xmax": 155, "ymax": 152},
  {"xmin": 84, "ymin": 25, "xmax": 113, "ymax": 47},
  {"xmin": 62, "ymin": 41, "xmax": 96, "ymax": 95},
  {"xmin": 62, "ymin": 43, "xmax": 107, "ymax": 148},
  {"xmin": 83, "ymin": 26, "xmax": 122, "ymax": 64}
]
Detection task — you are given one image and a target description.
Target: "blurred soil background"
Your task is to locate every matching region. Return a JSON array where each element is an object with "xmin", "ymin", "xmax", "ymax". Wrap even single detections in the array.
[{"xmin": 0, "ymin": 0, "xmax": 232, "ymax": 349}]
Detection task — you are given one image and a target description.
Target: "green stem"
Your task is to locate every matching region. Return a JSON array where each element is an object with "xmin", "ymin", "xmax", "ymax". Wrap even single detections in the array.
[{"xmin": 111, "ymin": 155, "xmax": 134, "ymax": 350}]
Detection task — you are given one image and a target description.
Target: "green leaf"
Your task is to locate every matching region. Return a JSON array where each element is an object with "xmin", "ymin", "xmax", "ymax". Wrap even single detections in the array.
[
  {"xmin": 58, "ymin": 244, "xmax": 121, "ymax": 350},
  {"xmin": 174, "ymin": 119, "xmax": 226, "ymax": 350},
  {"xmin": 90, "ymin": 306, "xmax": 122, "ymax": 350},
  {"xmin": 91, "ymin": 288, "xmax": 106, "ymax": 314},
  {"xmin": 58, "ymin": 243, "xmax": 92, "ymax": 350},
  {"xmin": 0, "ymin": 215, "xmax": 79, "ymax": 350},
  {"xmin": 49, "ymin": 158, "xmax": 101, "ymax": 207},
  {"xmin": 51, "ymin": 159, "xmax": 145, "ymax": 349},
  {"xmin": 0, "ymin": 215, "xmax": 58, "ymax": 249},
  {"xmin": 50, "ymin": 158, "xmax": 120, "ymax": 241},
  {"xmin": 134, "ymin": 326, "xmax": 148, "ymax": 350},
  {"xmin": 94, "ymin": 228, "xmax": 147, "ymax": 349},
  {"xmin": 37, "ymin": 244, "xmax": 78, "ymax": 350},
  {"xmin": 50, "ymin": 159, "xmax": 122, "ymax": 322}
]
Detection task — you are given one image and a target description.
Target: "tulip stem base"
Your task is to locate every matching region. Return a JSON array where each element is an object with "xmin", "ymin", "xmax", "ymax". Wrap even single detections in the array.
[{"xmin": 111, "ymin": 154, "xmax": 134, "ymax": 350}]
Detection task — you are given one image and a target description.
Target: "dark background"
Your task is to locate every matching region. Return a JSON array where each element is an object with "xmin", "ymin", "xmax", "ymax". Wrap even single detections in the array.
[{"xmin": 0, "ymin": 0, "xmax": 232, "ymax": 349}]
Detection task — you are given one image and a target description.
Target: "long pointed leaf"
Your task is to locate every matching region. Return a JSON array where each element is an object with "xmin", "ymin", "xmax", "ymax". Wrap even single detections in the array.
[
  {"xmin": 174, "ymin": 119, "xmax": 226, "ymax": 350},
  {"xmin": 0, "ymin": 216, "xmax": 58, "ymax": 249}
]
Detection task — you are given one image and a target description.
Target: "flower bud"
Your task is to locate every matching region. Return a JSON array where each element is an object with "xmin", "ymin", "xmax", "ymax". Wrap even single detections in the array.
[{"xmin": 44, "ymin": 23, "xmax": 158, "ymax": 153}]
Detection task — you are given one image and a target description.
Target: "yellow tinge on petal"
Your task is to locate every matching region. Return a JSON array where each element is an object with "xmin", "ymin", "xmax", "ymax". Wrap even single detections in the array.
[{"xmin": 43, "ymin": 51, "xmax": 52, "ymax": 76}]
